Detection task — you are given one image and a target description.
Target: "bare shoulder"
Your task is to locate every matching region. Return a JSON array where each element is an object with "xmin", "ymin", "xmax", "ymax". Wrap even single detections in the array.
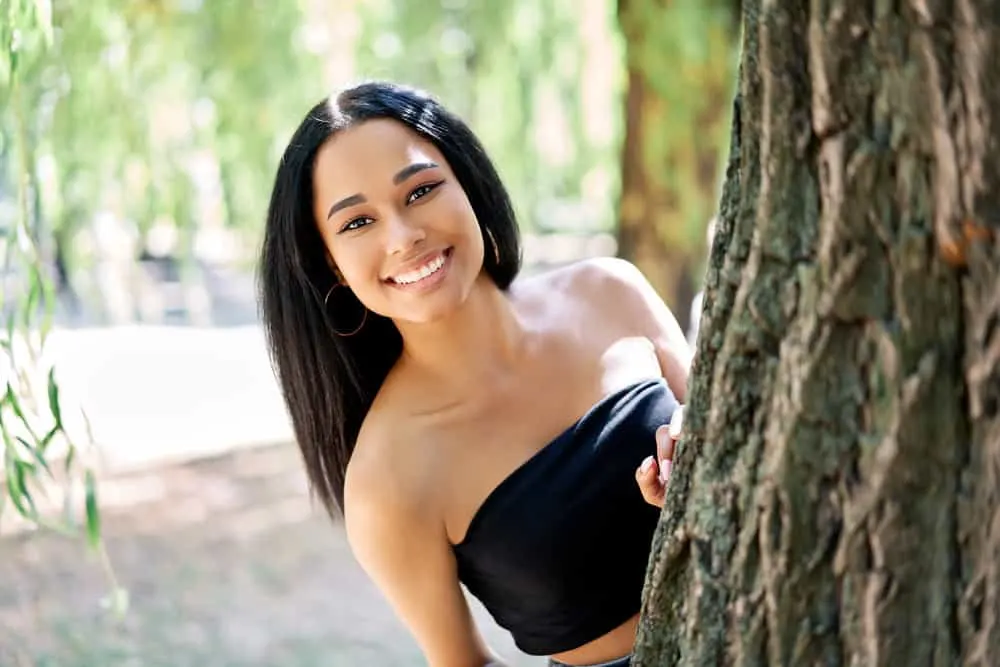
[
  {"xmin": 343, "ymin": 399, "xmax": 439, "ymax": 534},
  {"xmin": 515, "ymin": 256, "xmax": 665, "ymax": 321},
  {"xmin": 518, "ymin": 256, "xmax": 693, "ymax": 396},
  {"xmin": 567, "ymin": 255, "xmax": 656, "ymax": 300}
]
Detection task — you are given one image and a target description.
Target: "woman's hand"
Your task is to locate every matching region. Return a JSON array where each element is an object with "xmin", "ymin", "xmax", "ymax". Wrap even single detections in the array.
[{"xmin": 635, "ymin": 406, "xmax": 685, "ymax": 508}]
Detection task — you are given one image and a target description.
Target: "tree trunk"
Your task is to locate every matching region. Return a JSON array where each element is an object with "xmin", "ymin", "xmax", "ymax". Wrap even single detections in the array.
[
  {"xmin": 616, "ymin": 0, "xmax": 740, "ymax": 333},
  {"xmin": 635, "ymin": 2, "xmax": 1000, "ymax": 666}
]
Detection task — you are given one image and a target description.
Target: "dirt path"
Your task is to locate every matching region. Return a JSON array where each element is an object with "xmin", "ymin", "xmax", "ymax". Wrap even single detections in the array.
[{"xmin": 0, "ymin": 444, "xmax": 542, "ymax": 666}]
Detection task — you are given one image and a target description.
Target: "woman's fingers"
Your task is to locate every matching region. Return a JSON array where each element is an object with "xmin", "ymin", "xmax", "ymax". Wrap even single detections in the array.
[
  {"xmin": 669, "ymin": 404, "xmax": 685, "ymax": 439},
  {"xmin": 635, "ymin": 454, "xmax": 665, "ymax": 507},
  {"xmin": 661, "ymin": 404, "xmax": 684, "ymax": 481},
  {"xmin": 656, "ymin": 424, "xmax": 674, "ymax": 484},
  {"xmin": 636, "ymin": 406, "xmax": 686, "ymax": 509}
]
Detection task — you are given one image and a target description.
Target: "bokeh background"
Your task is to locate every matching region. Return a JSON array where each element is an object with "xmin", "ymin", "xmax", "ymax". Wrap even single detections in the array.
[{"xmin": 0, "ymin": 1, "xmax": 740, "ymax": 664}]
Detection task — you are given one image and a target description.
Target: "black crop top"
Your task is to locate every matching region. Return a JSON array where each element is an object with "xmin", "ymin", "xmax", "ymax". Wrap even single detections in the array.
[{"xmin": 452, "ymin": 379, "xmax": 678, "ymax": 656}]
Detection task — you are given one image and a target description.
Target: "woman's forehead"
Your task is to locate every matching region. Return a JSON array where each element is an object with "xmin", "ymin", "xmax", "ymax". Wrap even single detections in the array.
[
  {"xmin": 317, "ymin": 119, "xmax": 443, "ymax": 174},
  {"xmin": 312, "ymin": 120, "xmax": 448, "ymax": 220}
]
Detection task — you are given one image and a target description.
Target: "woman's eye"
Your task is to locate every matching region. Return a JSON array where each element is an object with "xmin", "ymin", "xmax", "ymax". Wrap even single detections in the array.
[
  {"xmin": 407, "ymin": 181, "xmax": 442, "ymax": 204},
  {"xmin": 341, "ymin": 216, "xmax": 373, "ymax": 233}
]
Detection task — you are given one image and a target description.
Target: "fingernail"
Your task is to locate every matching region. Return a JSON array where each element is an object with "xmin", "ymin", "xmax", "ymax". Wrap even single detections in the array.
[
  {"xmin": 659, "ymin": 459, "xmax": 672, "ymax": 484},
  {"xmin": 669, "ymin": 405, "xmax": 685, "ymax": 439},
  {"xmin": 639, "ymin": 456, "xmax": 654, "ymax": 475}
]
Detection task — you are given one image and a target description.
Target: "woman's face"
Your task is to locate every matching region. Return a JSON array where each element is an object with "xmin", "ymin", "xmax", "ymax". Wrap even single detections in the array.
[{"xmin": 312, "ymin": 119, "xmax": 486, "ymax": 324}]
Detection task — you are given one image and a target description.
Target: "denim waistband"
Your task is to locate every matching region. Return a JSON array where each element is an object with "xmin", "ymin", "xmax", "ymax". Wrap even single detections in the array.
[{"xmin": 548, "ymin": 655, "xmax": 631, "ymax": 667}]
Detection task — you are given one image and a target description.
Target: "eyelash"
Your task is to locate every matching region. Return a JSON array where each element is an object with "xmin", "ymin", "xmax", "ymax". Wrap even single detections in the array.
[{"xmin": 339, "ymin": 181, "xmax": 444, "ymax": 233}]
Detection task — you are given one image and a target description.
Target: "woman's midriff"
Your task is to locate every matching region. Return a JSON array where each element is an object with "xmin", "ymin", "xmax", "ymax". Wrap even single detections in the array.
[{"xmin": 548, "ymin": 613, "xmax": 638, "ymax": 666}]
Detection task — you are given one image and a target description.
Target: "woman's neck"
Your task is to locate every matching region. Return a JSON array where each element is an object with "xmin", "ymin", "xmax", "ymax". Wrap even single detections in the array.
[{"xmin": 394, "ymin": 274, "xmax": 527, "ymax": 391}]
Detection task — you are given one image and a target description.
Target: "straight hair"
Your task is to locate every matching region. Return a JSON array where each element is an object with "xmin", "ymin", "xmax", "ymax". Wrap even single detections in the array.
[{"xmin": 258, "ymin": 81, "xmax": 522, "ymax": 516}]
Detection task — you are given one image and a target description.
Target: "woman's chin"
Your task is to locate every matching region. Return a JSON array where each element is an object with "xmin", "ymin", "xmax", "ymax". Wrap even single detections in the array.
[{"xmin": 395, "ymin": 301, "xmax": 463, "ymax": 326}]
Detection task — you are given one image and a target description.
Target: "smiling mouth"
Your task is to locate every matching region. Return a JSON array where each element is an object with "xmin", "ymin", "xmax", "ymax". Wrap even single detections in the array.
[{"xmin": 386, "ymin": 248, "xmax": 452, "ymax": 286}]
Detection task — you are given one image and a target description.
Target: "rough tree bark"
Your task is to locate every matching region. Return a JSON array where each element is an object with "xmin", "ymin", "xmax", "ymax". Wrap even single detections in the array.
[{"xmin": 635, "ymin": 2, "xmax": 1000, "ymax": 665}]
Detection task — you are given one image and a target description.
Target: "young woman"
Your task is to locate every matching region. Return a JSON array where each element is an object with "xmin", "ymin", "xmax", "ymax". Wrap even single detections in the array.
[{"xmin": 259, "ymin": 81, "xmax": 690, "ymax": 667}]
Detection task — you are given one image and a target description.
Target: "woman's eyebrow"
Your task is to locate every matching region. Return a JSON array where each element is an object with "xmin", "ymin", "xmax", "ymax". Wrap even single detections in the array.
[
  {"xmin": 326, "ymin": 162, "xmax": 440, "ymax": 220},
  {"xmin": 327, "ymin": 193, "xmax": 366, "ymax": 220},
  {"xmin": 393, "ymin": 162, "xmax": 439, "ymax": 185}
]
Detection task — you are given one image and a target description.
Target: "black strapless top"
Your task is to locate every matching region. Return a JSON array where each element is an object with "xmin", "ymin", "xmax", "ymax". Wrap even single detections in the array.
[{"xmin": 452, "ymin": 379, "xmax": 678, "ymax": 656}]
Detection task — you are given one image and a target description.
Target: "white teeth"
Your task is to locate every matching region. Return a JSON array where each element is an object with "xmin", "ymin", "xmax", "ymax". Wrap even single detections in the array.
[{"xmin": 393, "ymin": 254, "xmax": 445, "ymax": 285}]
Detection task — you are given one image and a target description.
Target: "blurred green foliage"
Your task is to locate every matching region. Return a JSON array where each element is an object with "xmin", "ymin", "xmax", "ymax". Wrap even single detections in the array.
[
  {"xmin": 1, "ymin": 0, "xmax": 129, "ymax": 616},
  {"xmin": 620, "ymin": 0, "xmax": 739, "ymax": 247},
  {"xmin": 616, "ymin": 0, "xmax": 739, "ymax": 328}
]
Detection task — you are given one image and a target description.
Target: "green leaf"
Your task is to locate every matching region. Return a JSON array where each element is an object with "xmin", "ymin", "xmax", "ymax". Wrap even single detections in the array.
[
  {"xmin": 39, "ymin": 271, "xmax": 55, "ymax": 343},
  {"xmin": 84, "ymin": 468, "xmax": 100, "ymax": 549},
  {"xmin": 4, "ymin": 384, "xmax": 20, "ymax": 416},
  {"xmin": 0, "ymin": 403, "xmax": 15, "ymax": 452},
  {"xmin": 4, "ymin": 310, "xmax": 15, "ymax": 354},
  {"xmin": 79, "ymin": 408, "xmax": 95, "ymax": 449},
  {"xmin": 16, "ymin": 457, "xmax": 36, "ymax": 486},
  {"xmin": 6, "ymin": 457, "xmax": 38, "ymax": 519},
  {"xmin": 5, "ymin": 382, "xmax": 39, "ymax": 441},
  {"xmin": 64, "ymin": 441, "xmax": 75, "ymax": 474},
  {"xmin": 22, "ymin": 267, "xmax": 40, "ymax": 329},
  {"xmin": 40, "ymin": 423, "xmax": 59, "ymax": 452},
  {"xmin": 16, "ymin": 436, "xmax": 53, "ymax": 478},
  {"xmin": 47, "ymin": 367, "xmax": 61, "ymax": 427}
]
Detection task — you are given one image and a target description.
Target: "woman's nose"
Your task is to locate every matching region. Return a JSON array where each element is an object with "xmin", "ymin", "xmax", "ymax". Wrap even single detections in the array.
[{"xmin": 385, "ymin": 213, "xmax": 426, "ymax": 255}]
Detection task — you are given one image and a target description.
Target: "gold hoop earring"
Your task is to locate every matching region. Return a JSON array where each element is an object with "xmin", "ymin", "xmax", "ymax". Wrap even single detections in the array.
[
  {"xmin": 323, "ymin": 283, "xmax": 368, "ymax": 337},
  {"xmin": 485, "ymin": 228, "xmax": 500, "ymax": 264}
]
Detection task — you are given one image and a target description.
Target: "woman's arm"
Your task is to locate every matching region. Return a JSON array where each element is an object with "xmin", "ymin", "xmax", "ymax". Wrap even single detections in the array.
[
  {"xmin": 573, "ymin": 257, "xmax": 691, "ymax": 507},
  {"xmin": 582, "ymin": 256, "xmax": 692, "ymax": 400},
  {"xmin": 344, "ymin": 442, "xmax": 502, "ymax": 667}
]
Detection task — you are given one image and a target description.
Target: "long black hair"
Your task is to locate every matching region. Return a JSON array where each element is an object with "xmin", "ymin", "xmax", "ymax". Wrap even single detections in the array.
[{"xmin": 258, "ymin": 81, "xmax": 522, "ymax": 517}]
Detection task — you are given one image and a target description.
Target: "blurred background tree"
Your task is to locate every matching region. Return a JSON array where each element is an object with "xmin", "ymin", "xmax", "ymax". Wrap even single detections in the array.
[{"xmin": 616, "ymin": 0, "xmax": 740, "ymax": 332}]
